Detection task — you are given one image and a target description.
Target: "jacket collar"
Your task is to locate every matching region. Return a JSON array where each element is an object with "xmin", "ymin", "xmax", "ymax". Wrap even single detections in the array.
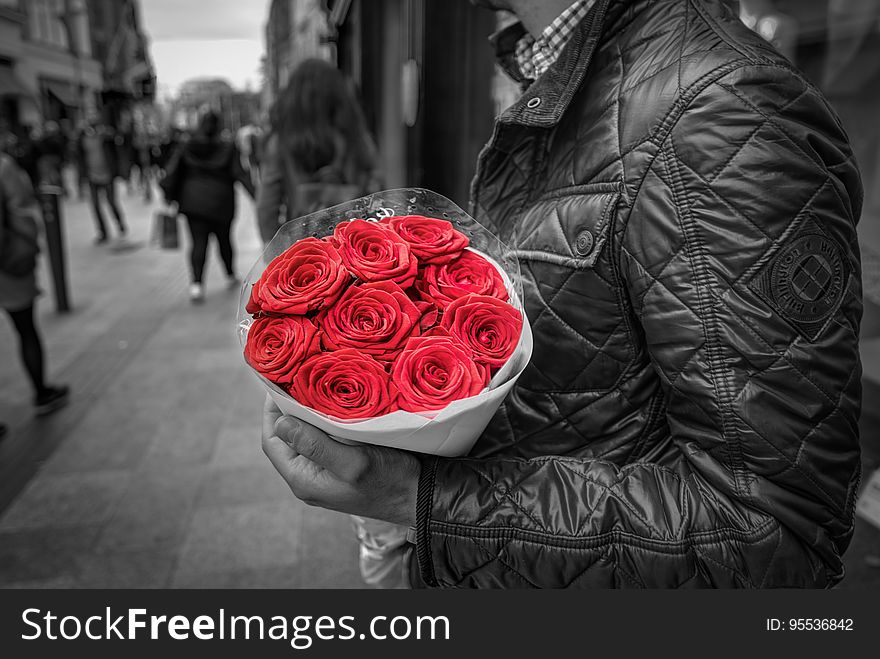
[{"xmin": 492, "ymin": 0, "xmax": 614, "ymax": 128}]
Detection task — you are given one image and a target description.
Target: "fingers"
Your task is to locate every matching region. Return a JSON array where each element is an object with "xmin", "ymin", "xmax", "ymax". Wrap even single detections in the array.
[
  {"xmin": 262, "ymin": 394, "xmax": 283, "ymax": 443},
  {"xmin": 263, "ymin": 424, "xmax": 341, "ymax": 507},
  {"xmin": 274, "ymin": 416, "xmax": 367, "ymax": 481},
  {"xmin": 262, "ymin": 430, "xmax": 299, "ymax": 480}
]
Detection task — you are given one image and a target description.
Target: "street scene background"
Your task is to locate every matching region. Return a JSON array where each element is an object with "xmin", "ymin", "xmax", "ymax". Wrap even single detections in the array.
[{"xmin": 1, "ymin": 0, "xmax": 879, "ymax": 588}]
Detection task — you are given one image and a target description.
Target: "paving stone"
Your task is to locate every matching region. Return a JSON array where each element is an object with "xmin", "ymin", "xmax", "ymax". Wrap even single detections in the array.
[
  {"xmin": 0, "ymin": 525, "xmax": 99, "ymax": 586},
  {"xmin": 171, "ymin": 564, "xmax": 304, "ymax": 589},
  {"xmin": 94, "ymin": 466, "xmax": 204, "ymax": 554},
  {"xmin": 171, "ymin": 501, "xmax": 306, "ymax": 584},
  {"xmin": 77, "ymin": 549, "xmax": 178, "ymax": 589},
  {"xmin": 43, "ymin": 404, "xmax": 160, "ymax": 474},
  {"xmin": 2, "ymin": 575, "xmax": 82, "ymax": 589},
  {"xmin": 196, "ymin": 464, "xmax": 291, "ymax": 509},
  {"xmin": 296, "ymin": 509, "xmax": 364, "ymax": 588},
  {"xmin": 0, "ymin": 471, "xmax": 130, "ymax": 532},
  {"xmin": 210, "ymin": 421, "xmax": 264, "ymax": 469}
]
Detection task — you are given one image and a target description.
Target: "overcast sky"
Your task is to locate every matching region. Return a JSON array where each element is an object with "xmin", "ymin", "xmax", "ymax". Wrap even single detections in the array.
[{"xmin": 139, "ymin": 0, "xmax": 271, "ymax": 96}]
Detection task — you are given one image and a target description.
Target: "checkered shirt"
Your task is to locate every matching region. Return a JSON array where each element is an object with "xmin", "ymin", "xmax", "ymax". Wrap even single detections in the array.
[{"xmin": 514, "ymin": 0, "xmax": 597, "ymax": 82}]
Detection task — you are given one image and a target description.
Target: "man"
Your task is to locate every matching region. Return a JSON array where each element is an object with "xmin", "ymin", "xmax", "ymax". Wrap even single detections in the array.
[
  {"xmin": 263, "ymin": 0, "xmax": 863, "ymax": 588},
  {"xmin": 77, "ymin": 110, "xmax": 128, "ymax": 245}
]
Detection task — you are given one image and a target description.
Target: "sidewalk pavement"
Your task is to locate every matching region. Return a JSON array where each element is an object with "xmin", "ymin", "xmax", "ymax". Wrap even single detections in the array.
[{"xmin": 0, "ymin": 181, "xmax": 363, "ymax": 588}]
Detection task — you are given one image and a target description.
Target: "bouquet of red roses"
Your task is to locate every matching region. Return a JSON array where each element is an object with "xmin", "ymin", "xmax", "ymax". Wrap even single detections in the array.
[{"xmin": 238, "ymin": 189, "xmax": 532, "ymax": 456}]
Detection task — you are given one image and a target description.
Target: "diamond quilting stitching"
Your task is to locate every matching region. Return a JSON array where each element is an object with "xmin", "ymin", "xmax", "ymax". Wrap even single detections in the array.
[
  {"xmin": 731, "ymin": 409, "xmax": 843, "ymax": 511},
  {"xmin": 552, "ymin": 460, "xmax": 661, "ymax": 538},
  {"xmin": 715, "ymin": 81, "xmax": 832, "ymax": 177},
  {"xmin": 705, "ymin": 85, "xmax": 812, "ymax": 184},
  {"xmin": 470, "ymin": 536, "xmax": 541, "ymax": 588}
]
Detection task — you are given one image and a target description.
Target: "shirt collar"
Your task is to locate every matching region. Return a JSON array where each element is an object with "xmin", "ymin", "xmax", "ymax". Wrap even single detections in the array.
[{"xmin": 515, "ymin": 0, "xmax": 598, "ymax": 82}]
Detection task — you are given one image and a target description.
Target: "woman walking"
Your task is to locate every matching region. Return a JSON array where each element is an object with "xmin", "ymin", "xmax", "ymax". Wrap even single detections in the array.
[
  {"xmin": 161, "ymin": 111, "xmax": 255, "ymax": 303},
  {"xmin": 77, "ymin": 111, "xmax": 128, "ymax": 245},
  {"xmin": 0, "ymin": 151, "xmax": 69, "ymax": 416},
  {"xmin": 256, "ymin": 59, "xmax": 380, "ymax": 244}
]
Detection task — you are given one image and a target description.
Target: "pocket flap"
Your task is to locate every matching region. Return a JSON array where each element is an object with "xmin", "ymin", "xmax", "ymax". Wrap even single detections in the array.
[{"xmin": 512, "ymin": 185, "xmax": 621, "ymax": 269}]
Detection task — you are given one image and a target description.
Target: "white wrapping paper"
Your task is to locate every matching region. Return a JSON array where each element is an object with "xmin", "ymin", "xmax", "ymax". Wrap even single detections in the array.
[{"xmin": 238, "ymin": 188, "xmax": 532, "ymax": 457}]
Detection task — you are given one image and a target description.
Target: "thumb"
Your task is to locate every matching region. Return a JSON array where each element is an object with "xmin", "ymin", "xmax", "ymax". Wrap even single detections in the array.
[{"xmin": 274, "ymin": 416, "xmax": 365, "ymax": 480}]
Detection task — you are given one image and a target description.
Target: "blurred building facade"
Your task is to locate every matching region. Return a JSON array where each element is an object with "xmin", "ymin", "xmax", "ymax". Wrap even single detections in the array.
[
  {"xmin": 0, "ymin": 0, "xmax": 102, "ymax": 131},
  {"xmin": 264, "ymin": 0, "xmax": 334, "ymax": 109},
  {"xmin": 0, "ymin": 0, "xmax": 154, "ymax": 134},
  {"xmin": 85, "ymin": 0, "xmax": 155, "ymax": 124}
]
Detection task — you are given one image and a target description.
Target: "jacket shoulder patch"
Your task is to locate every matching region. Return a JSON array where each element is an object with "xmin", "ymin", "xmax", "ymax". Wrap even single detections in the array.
[{"xmin": 748, "ymin": 218, "xmax": 849, "ymax": 341}]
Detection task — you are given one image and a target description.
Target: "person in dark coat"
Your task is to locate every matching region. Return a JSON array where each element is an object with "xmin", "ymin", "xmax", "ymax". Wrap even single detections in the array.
[
  {"xmin": 161, "ymin": 111, "xmax": 255, "ymax": 303},
  {"xmin": 77, "ymin": 110, "xmax": 128, "ymax": 245},
  {"xmin": 0, "ymin": 150, "xmax": 69, "ymax": 416},
  {"xmin": 260, "ymin": 0, "xmax": 864, "ymax": 589}
]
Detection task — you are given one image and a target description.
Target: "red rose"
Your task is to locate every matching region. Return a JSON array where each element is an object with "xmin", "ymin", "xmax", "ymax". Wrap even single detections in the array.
[
  {"xmin": 290, "ymin": 349, "xmax": 398, "ymax": 420},
  {"xmin": 392, "ymin": 335, "xmax": 489, "ymax": 413},
  {"xmin": 246, "ymin": 238, "xmax": 350, "ymax": 316},
  {"xmin": 332, "ymin": 220, "xmax": 418, "ymax": 288},
  {"xmin": 244, "ymin": 315, "xmax": 321, "ymax": 384},
  {"xmin": 442, "ymin": 294, "xmax": 523, "ymax": 369},
  {"xmin": 319, "ymin": 280, "xmax": 422, "ymax": 361},
  {"xmin": 383, "ymin": 215, "xmax": 469, "ymax": 265},
  {"xmin": 415, "ymin": 250, "xmax": 508, "ymax": 310}
]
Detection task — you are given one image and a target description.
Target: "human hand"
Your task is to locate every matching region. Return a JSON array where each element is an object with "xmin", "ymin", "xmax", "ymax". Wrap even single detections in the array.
[{"xmin": 261, "ymin": 395, "xmax": 420, "ymax": 526}]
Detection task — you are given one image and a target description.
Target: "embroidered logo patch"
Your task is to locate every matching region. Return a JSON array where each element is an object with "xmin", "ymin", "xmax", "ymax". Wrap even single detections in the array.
[{"xmin": 749, "ymin": 219, "xmax": 849, "ymax": 341}]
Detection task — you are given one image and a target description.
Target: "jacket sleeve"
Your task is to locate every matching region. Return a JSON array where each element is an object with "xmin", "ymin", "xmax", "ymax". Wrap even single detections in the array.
[
  {"xmin": 255, "ymin": 136, "xmax": 286, "ymax": 244},
  {"xmin": 413, "ymin": 66, "xmax": 862, "ymax": 588}
]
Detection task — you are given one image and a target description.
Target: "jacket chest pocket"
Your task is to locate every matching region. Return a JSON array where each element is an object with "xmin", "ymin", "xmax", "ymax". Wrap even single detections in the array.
[
  {"xmin": 511, "ymin": 188, "xmax": 631, "ymax": 393},
  {"xmin": 512, "ymin": 186, "xmax": 621, "ymax": 267}
]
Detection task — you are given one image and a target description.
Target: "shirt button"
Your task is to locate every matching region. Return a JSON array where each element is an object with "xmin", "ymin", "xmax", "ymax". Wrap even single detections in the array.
[
  {"xmin": 527, "ymin": 97, "xmax": 542, "ymax": 109},
  {"xmin": 575, "ymin": 230, "xmax": 594, "ymax": 256}
]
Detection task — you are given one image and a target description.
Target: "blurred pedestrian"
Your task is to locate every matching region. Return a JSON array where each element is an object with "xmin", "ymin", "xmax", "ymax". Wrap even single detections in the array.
[
  {"xmin": 69, "ymin": 120, "xmax": 88, "ymax": 200},
  {"xmin": 0, "ymin": 151, "xmax": 69, "ymax": 416},
  {"xmin": 77, "ymin": 110, "xmax": 128, "ymax": 245},
  {"xmin": 237, "ymin": 122, "xmax": 263, "ymax": 187},
  {"xmin": 116, "ymin": 111, "xmax": 137, "ymax": 196},
  {"xmin": 256, "ymin": 59, "xmax": 380, "ymax": 244},
  {"xmin": 10, "ymin": 127, "xmax": 40, "ymax": 188},
  {"xmin": 161, "ymin": 111, "xmax": 255, "ymax": 304},
  {"xmin": 157, "ymin": 127, "xmax": 183, "ymax": 174},
  {"xmin": 36, "ymin": 120, "xmax": 67, "ymax": 192},
  {"xmin": 133, "ymin": 125, "xmax": 155, "ymax": 202}
]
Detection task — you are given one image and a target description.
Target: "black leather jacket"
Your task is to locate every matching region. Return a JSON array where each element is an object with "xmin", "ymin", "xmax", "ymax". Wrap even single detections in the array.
[{"xmin": 414, "ymin": 0, "xmax": 863, "ymax": 588}]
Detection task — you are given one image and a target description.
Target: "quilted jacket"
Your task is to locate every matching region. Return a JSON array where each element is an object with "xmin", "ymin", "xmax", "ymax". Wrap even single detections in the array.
[{"xmin": 414, "ymin": 0, "xmax": 864, "ymax": 588}]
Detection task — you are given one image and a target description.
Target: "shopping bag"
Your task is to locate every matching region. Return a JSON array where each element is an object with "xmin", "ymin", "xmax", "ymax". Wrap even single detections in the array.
[{"xmin": 151, "ymin": 208, "xmax": 180, "ymax": 250}]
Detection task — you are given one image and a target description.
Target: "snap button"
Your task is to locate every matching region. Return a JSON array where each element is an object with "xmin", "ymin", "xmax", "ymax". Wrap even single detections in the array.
[
  {"xmin": 527, "ymin": 97, "xmax": 542, "ymax": 109},
  {"xmin": 574, "ymin": 229, "xmax": 594, "ymax": 256}
]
